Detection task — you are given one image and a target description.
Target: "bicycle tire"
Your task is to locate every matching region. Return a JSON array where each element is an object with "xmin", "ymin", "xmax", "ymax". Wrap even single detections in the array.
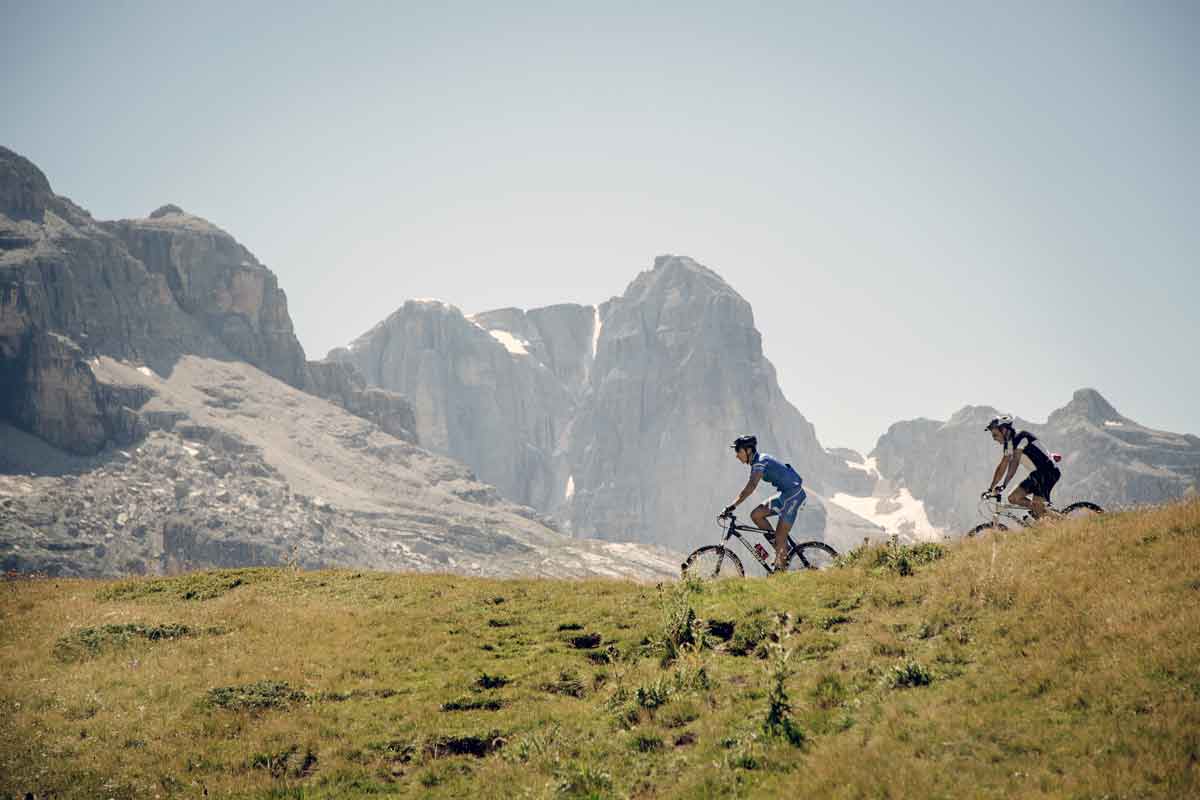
[
  {"xmin": 967, "ymin": 522, "xmax": 1008, "ymax": 537},
  {"xmin": 1060, "ymin": 501, "xmax": 1103, "ymax": 519},
  {"xmin": 681, "ymin": 545, "xmax": 745, "ymax": 579},
  {"xmin": 790, "ymin": 541, "xmax": 838, "ymax": 570}
]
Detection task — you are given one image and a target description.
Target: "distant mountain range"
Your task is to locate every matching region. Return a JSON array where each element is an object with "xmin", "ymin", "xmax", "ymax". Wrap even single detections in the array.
[
  {"xmin": 3, "ymin": 145, "xmax": 1197, "ymax": 578},
  {"xmin": 854, "ymin": 388, "xmax": 1200, "ymax": 533},
  {"xmin": 332, "ymin": 255, "xmax": 882, "ymax": 555},
  {"xmin": 335, "ymin": 257, "xmax": 1199, "ymax": 550},
  {"xmin": 0, "ymin": 146, "xmax": 677, "ymax": 579}
]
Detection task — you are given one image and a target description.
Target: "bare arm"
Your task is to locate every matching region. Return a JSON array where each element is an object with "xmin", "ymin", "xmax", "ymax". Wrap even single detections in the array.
[
  {"xmin": 729, "ymin": 473, "xmax": 762, "ymax": 509},
  {"xmin": 1000, "ymin": 450, "xmax": 1023, "ymax": 489},
  {"xmin": 988, "ymin": 455, "xmax": 1009, "ymax": 491}
]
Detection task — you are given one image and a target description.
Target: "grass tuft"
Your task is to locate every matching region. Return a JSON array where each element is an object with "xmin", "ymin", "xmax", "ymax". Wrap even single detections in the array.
[
  {"xmin": 53, "ymin": 622, "xmax": 198, "ymax": 661},
  {"xmin": 206, "ymin": 680, "xmax": 306, "ymax": 710}
]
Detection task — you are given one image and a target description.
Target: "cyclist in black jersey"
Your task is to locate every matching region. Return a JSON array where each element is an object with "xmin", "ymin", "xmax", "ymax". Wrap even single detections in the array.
[{"xmin": 983, "ymin": 415, "xmax": 1061, "ymax": 519}]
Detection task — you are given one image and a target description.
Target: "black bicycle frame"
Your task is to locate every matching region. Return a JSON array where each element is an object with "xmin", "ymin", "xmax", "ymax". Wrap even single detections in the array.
[{"xmin": 721, "ymin": 514, "xmax": 796, "ymax": 572}]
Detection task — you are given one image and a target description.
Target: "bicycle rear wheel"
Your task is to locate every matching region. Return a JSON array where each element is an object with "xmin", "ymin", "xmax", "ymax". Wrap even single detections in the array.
[
  {"xmin": 682, "ymin": 546, "xmax": 745, "ymax": 579},
  {"xmin": 789, "ymin": 541, "xmax": 838, "ymax": 570},
  {"xmin": 1060, "ymin": 501, "xmax": 1103, "ymax": 519},
  {"xmin": 967, "ymin": 522, "xmax": 1009, "ymax": 537}
]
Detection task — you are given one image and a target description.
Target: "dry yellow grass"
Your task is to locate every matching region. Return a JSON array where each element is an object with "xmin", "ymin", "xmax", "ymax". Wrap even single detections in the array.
[{"xmin": 2, "ymin": 501, "xmax": 1198, "ymax": 798}]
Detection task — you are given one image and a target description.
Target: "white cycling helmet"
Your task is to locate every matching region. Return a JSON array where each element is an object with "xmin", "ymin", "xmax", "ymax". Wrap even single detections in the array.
[{"xmin": 985, "ymin": 414, "xmax": 1014, "ymax": 431}]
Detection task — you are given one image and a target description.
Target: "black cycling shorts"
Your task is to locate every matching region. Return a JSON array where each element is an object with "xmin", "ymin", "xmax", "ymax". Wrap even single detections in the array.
[{"xmin": 1019, "ymin": 468, "xmax": 1060, "ymax": 501}]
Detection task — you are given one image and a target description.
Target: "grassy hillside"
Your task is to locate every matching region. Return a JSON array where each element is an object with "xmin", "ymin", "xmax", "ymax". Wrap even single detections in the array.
[{"xmin": 2, "ymin": 502, "xmax": 1198, "ymax": 799}]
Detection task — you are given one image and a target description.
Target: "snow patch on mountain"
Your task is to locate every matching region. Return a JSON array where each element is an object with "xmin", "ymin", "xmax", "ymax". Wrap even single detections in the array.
[
  {"xmin": 591, "ymin": 305, "xmax": 602, "ymax": 359},
  {"xmin": 829, "ymin": 488, "xmax": 942, "ymax": 541},
  {"xmin": 487, "ymin": 329, "xmax": 531, "ymax": 355},
  {"xmin": 845, "ymin": 456, "xmax": 880, "ymax": 477}
]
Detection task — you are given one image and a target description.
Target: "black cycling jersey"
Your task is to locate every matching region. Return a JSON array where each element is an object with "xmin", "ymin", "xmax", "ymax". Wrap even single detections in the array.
[{"xmin": 1004, "ymin": 430, "xmax": 1057, "ymax": 474}]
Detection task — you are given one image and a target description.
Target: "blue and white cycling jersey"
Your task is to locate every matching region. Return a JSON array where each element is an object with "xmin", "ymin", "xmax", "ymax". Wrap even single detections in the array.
[
  {"xmin": 751, "ymin": 453, "xmax": 803, "ymax": 493},
  {"xmin": 752, "ymin": 452, "xmax": 806, "ymax": 526}
]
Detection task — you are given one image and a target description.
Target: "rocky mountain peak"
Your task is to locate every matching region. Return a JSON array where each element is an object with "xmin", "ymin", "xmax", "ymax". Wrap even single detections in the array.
[
  {"xmin": 631, "ymin": 254, "xmax": 740, "ymax": 303},
  {"xmin": 1050, "ymin": 388, "xmax": 1123, "ymax": 426},
  {"xmin": 946, "ymin": 405, "xmax": 1002, "ymax": 428},
  {"xmin": 0, "ymin": 146, "xmax": 91, "ymax": 227},
  {"xmin": 148, "ymin": 203, "xmax": 185, "ymax": 218},
  {"xmin": 0, "ymin": 146, "xmax": 54, "ymax": 222}
]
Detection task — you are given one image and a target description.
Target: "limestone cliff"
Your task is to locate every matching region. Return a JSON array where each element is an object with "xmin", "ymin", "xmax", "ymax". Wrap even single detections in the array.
[{"xmin": 340, "ymin": 255, "xmax": 879, "ymax": 554}]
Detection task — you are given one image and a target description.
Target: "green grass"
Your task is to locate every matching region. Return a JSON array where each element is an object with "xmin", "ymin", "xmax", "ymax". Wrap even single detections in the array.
[{"xmin": 2, "ymin": 501, "xmax": 1199, "ymax": 798}]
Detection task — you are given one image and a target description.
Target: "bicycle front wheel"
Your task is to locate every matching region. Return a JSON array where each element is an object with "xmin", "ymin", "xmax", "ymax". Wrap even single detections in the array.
[
  {"xmin": 1061, "ymin": 501, "xmax": 1103, "ymax": 519},
  {"xmin": 967, "ymin": 522, "xmax": 1008, "ymax": 537},
  {"xmin": 681, "ymin": 545, "xmax": 745, "ymax": 579},
  {"xmin": 790, "ymin": 541, "xmax": 838, "ymax": 570}
]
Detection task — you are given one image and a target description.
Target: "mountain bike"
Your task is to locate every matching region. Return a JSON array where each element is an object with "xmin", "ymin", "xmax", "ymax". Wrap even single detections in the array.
[
  {"xmin": 967, "ymin": 495, "xmax": 1104, "ymax": 537},
  {"xmin": 681, "ymin": 512, "xmax": 838, "ymax": 579}
]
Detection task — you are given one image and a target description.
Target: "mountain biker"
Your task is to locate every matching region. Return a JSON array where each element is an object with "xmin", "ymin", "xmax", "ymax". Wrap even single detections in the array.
[
  {"xmin": 723, "ymin": 435, "xmax": 806, "ymax": 571},
  {"xmin": 983, "ymin": 415, "xmax": 1061, "ymax": 519}
]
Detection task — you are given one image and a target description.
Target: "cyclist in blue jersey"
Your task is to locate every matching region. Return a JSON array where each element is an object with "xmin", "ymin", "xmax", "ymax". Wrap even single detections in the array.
[{"xmin": 723, "ymin": 434, "xmax": 807, "ymax": 572}]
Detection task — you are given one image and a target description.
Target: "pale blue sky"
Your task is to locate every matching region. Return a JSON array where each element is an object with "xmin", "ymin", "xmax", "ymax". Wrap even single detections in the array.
[{"xmin": 4, "ymin": 1, "xmax": 1197, "ymax": 452}]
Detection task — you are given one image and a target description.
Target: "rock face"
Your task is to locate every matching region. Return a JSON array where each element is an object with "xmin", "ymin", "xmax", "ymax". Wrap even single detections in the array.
[
  {"xmin": 566, "ymin": 257, "xmax": 852, "ymax": 552},
  {"xmin": 339, "ymin": 256, "xmax": 877, "ymax": 554},
  {"xmin": 334, "ymin": 300, "xmax": 577, "ymax": 512},
  {"xmin": 1, "ymin": 148, "xmax": 677, "ymax": 579},
  {"xmin": 102, "ymin": 206, "xmax": 307, "ymax": 387},
  {"xmin": 0, "ymin": 145, "xmax": 413, "ymax": 452},
  {"xmin": 304, "ymin": 359, "xmax": 417, "ymax": 443},
  {"xmin": 868, "ymin": 389, "xmax": 1200, "ymax": 533},
  {"xmin": 0, "ymin": 356, "xmax": 679, "ymax": 579},
  {"xmin": 2, "ymin": 147, "xmax": 220, "ymax": 454}
]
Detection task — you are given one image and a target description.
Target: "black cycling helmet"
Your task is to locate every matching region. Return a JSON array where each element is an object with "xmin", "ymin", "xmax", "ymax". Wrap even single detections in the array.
[
  {"xmin": 731, "ymin": 434, "xmax": 757, "ymax": 451},
  {"xmin": 985, "ymin": 414, "xmax": 1014, "ymax": 432}
]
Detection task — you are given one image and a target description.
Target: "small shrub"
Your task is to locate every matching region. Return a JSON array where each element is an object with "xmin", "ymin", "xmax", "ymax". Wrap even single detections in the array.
[
  {"xmin": 247, "ymin": 745, "xmax": 318, "ymax": 779},
  {"xmin": 652, "ymin": 584, "xmax": 707, "ymax": 666},
  {"xmin": 54, "ymin": 623, "xmax": 196, "ymax": 661},
  {"xmin": 728, "ymin": 616, "xmax": 771, "ymax": 657},
  {"xmin": 503, "ymin": 725, "xmax": 560, "ymax": 764},
  {"xmin": 441, "ymin": 696, "xmax": 504, "ymax": 712},
  {"xmin": 705, "ymin": 619, "xmax": 736, "ymax": 641},
  {"xmin": 424, "ymin": 730, "xmax": 505, "ymax": 758},
  {"xmin": 762, "ymin": 642, "xmax": 806, "ymax": 748},
  {"xmin": 475, "ymin": 673, "xmax": 510, "ymax": 690},
  {"xmin": 672, "ymin": 665, "xmax": 711, "ymax": 692},
  {"xmin": 885, "ymin": 660, "xmax": 934, "ymax": 689},
  {"xmin": 207, "ymin": 681, "xmax": 306, "ymax": 711},
  {"xmin": 810, "ymin": 674, "xmax": 846, "ymax": 709},
  {"xmin": 838, "ymin": 540, "xmax": 944, "ymax": 576},
  {"xmin": 541, "ymin": 670, "xmax": 586, "ymax": 698},
  {"xmin": 660, "ymin": 701, "xmax": 700, "ymax": 729},
  {"xmin": 822, "ymin": 593, "xmax": 864, "ymax": 611},
  {"xmin": 585, "ymin": 644, "xmax": 621, "ymax": 665},
  {"xmin": 636, "ymin": 678, "xmax": 672, "ymax": 710},
  {"xmin": 817, "ymin": 613, "xmax": 852, "ymax": 631},
  {"xmin": 557, "ymin": 622, "xmax": 584, "ymax": 631},
  {"xmin": 630, "ymin": 733, "xmax": 664, "ymax": 753},
  {"xmin": 567, "ymin": 632, "xmax": 603, "ymax": 649}
]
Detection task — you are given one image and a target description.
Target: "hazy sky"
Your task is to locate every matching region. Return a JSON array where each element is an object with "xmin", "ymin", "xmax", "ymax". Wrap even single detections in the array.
[{"xmin": 5, "ymin": 1, "xmax": 1197, "ymax": 452}]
